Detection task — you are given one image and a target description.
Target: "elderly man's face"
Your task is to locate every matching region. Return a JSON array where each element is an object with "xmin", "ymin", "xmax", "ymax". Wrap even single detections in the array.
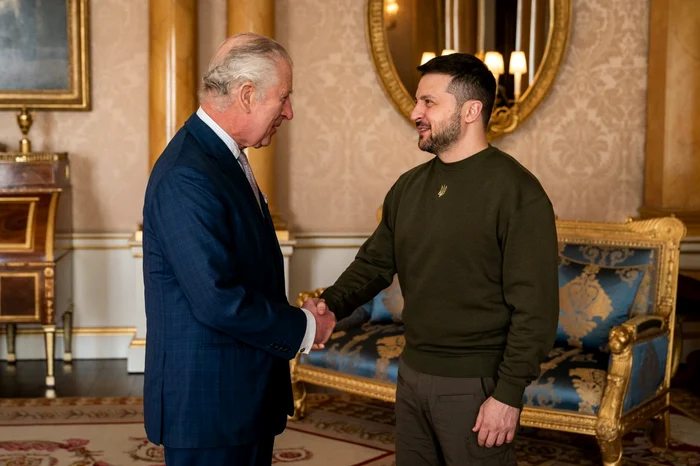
[{"xmin": 249, "ymin": 59, "xmax": 294, "ymax": 149}]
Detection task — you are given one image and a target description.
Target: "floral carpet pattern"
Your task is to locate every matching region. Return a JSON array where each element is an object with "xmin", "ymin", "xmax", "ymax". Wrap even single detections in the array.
[{"xmin": 0, "ymin": 390, "xmax": 699, "ymax": 465}]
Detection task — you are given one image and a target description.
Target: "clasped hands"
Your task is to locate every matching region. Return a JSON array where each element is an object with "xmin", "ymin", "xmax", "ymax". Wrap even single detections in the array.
[{"xmin": 302, "ymin": 298, "xmax": 335, "ymax": 350}]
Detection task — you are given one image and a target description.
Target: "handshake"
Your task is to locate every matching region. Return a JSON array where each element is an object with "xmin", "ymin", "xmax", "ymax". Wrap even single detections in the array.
[{"xmin": 302, "ymin": 298, "xmax": 336, "ymax": 350}]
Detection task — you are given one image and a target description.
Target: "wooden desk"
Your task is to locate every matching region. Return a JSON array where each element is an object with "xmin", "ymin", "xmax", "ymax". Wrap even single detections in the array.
[{"xmin": 0, "ymin": 152, "xmax": 73, "ymax": 388}]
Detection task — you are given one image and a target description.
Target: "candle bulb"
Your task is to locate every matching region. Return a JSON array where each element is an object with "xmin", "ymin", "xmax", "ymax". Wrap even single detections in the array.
[
  {"xmin": 420, "ymin": 52, "xmax": 436, "ymax": 65},
  {"xmin": 483, "ymin": 51, "xmax": 504, "ymax": 84},
  {"xmin": 509, "ymin": 51, "xmax": 527, "ymax": 100}
]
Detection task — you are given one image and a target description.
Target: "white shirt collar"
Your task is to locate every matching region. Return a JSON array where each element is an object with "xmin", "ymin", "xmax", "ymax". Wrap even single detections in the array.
[{"xmin": 196, "ymin": 107, "xmax": 241, "ymax": 160}]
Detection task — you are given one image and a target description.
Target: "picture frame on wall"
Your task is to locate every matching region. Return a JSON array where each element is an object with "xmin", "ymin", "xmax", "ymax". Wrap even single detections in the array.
[{"xmin": 0, "ymin": 0, "xmax": 90, "ymax": 110}]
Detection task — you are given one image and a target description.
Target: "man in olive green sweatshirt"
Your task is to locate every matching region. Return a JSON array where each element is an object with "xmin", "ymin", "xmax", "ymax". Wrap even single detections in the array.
[{"xmin": 314, "ymin": 53, "xmax": 559, "ymax": 465}]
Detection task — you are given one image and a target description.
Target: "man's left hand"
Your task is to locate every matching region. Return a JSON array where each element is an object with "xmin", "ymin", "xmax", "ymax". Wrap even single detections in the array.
[{"xmin": 472, "ymin": 396, "xmax": 520, "ymax": 447}]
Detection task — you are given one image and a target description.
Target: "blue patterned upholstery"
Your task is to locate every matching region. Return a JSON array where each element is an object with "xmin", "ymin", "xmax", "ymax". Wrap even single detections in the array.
[
  {"xmin": 623, "ymin": 334, "xmax": 669, "ymax": 413},
  {"xmin": 559, "ymin": 244, "xmax": 657, "ymax": 317},
  {"xmin": 366, "ymin": 274, "xmax": 404, "ymax": 324},
  {"xmin": 301, "ymin": 322, "xmax": 404, "ymax": 383},
  {"xmin": 524, "ymin": 347, "xmax": 610, "ymax": 415},
  {"xmin": 556, "ymin": 259, "xmax": 647, "ymax": 351}
]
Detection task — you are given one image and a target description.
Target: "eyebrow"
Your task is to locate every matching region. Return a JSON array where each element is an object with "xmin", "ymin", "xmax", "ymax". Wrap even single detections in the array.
[{"xmin": 416, "ymin": 94, "xmax": 435, "ymax": 101}]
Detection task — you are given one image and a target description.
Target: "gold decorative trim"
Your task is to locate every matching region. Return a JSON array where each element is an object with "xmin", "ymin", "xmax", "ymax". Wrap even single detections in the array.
[
  {"xmin": 130, "ymin": 338, "xmax": 146, "ymax": 348},
  {"xmin": 620, "ymin": 391, "xmax": 669, "ymax": 433},
  {"xmin": 293, "ymin": 362, "xmax": 397, "ymax": 403},
  {"xmin": 0, "ymin": 0, "xmax": 90, "ymax": 110},
  {"xmin": 0, "ymin": 326, "xmax": 137, "ymax": 337},
  {"xmin": 0, "ymin": 153, "xmax": 68, "ymax": 163},
  {"xmin": 520, "ymin": 407, "xmax": 597, "ymax": 435},
  {"xmin": 293, "ymin": 233, "xmax": 373, "ymax": 239},
  {"xmin": 293, "ymin": 244, "xmax": 366, "ymax": 250},
  {"xmin": 57, "ymin": 234, "xmax": 133, "ymax": 240},
  {"xmin": 0, "ymin": 188, "xmax": 62, "ymax": 195},
  {"xmin": 69, "ymin": 245, "xmax": 131, "ymax": 251},
  {"xmin": 366, "ymin": 0, "xmax": 572, "ymax": 141},
  {"xmin": 46, "ymin": 192, "xmax": 59, "ymax": 261}
]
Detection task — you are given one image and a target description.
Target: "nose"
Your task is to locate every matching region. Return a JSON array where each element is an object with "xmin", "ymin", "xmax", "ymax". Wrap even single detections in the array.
[
  {"xmin": 410, "ymin": 103, "xmax": 422, "ymax": 123},
  {"xmin": 282, "ymin": 96, "xmax": 293, "ymax": 121}
]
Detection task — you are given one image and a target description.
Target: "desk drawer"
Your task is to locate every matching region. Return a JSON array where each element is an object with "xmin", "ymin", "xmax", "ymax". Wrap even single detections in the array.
[
  {"xmin": 0, "ymin": 164, "xmax": 56, "ymax": 187},
  {"xmin": 0, "ymin": 267, "xmax": 50, "ymax": 324}
]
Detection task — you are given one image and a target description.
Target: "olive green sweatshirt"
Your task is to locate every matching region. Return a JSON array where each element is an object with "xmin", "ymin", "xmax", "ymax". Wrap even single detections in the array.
[{"xmin": 320, "ymin": 145, "xmax": 559, "ymax": 408}]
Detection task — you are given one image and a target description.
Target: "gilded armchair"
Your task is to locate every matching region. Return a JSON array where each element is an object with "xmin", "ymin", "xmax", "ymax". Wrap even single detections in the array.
[{"xmin": 290, "ymin": 217, "xmax": 686, "ymax": 466}]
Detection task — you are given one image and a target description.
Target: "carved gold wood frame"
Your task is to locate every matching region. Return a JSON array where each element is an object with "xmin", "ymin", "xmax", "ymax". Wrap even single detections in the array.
[
  {"xmin": 0, "ymin": 0, "xmax": 90, "ymax": 110},
  {"xmin": 290, "ymin": 218, "xmax": 686, "ymax": 459},
  {"xmin": 366, "ymin": 0, "xmax": 572, "ymax": 141}
]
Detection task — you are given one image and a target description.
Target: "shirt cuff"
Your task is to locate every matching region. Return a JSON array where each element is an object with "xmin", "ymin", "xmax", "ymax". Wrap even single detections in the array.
[{"xmin": 299, "ymin": 308, "xmax": 316, "ymax": 354}]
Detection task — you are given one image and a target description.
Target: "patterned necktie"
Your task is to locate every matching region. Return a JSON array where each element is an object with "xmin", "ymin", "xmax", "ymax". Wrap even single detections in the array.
[{"xmin": 237, "ymin": 151, "xmax": 263, "ymax": 214}]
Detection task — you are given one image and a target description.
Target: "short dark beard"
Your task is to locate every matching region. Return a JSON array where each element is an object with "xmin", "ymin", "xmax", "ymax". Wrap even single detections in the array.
[{"xmin": 418, "ymin": 110, "xmax": 461, "ymax": 155}]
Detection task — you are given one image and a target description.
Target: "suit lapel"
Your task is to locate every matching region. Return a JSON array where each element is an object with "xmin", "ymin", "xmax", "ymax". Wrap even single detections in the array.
[
  {"xmin": 184, "ymin": 115, "xmax": 265, "ymax": 223},
  {"xmin": 185, "ymin": 113, "xmax": 286, "ymax": 296}
]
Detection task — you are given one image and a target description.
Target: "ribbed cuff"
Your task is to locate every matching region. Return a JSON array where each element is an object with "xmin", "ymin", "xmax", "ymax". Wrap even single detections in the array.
[
  {"xmin": 492, "ymin": 378, "xmax": 525, "ymax": 408},
  {"xmin": 319, "ymin": 288, "xmax": 343, "ymax": 320}
]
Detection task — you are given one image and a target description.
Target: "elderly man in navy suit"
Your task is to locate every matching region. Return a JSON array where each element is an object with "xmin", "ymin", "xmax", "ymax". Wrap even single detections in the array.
[{"xmin": 141, "ymin": 33, "xmax": 336, "ymax": 466}]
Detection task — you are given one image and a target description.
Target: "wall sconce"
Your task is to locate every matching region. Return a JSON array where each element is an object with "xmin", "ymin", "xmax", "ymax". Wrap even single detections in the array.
[
  {"xmin": 385, "ymin": 0, "xmax": 399, "ymax": 30},
  {"xmin": 509, "ymin": 51, "xmax": 527, "ymax": 100},
  {"xmin": 441, "ymin": 49, "xmax": 457, "ymax": 56},
  {"xmin": 420, "ymin": 52, "xmax": 436, "ymax": 65},
  {"xmin": 484, "ymin": 51, "xmax": 504, "ymax": 83}
]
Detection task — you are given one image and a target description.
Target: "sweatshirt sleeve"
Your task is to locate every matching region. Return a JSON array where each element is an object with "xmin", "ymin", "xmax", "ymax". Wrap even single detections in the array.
[
  {"xmin": 493, "ymin": 194, "xmax": 560, "ymax": 408},
  {"xmin": 320, "ymin": 185, "xmax": 398, "ymax": 320}
]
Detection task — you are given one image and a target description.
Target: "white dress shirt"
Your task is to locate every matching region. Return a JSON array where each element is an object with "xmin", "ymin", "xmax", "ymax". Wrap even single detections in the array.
[{"xmin": 196, "ymin": 107, "xmax": 316, "ymax": 354}]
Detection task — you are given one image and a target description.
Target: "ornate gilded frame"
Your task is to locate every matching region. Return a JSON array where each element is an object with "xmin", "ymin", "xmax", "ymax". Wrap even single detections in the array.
[
  {"xmin": 290, "ymin": 218, "xmax": 686, "ymax": 464},
  {"xmin": 366, "ymin": 0, "xmax": 572, "ymax": 141},
  {"xmin": 0, "ymin": 0, "xmax": 90, "ymax": 110}
]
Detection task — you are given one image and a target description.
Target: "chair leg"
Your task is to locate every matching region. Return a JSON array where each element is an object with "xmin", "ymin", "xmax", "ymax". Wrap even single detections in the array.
[
  {"xmin": 652, "ymin": 408, "xmax": 670, "ymax": 449},
  {"xmin": 597, "ymin": 435, "xmax": 623, "ymax": 466},
  {"xmin": 6, "ymin": 323, "xmax": 17, "ymax": 364},
  {"xmin": 290, "ymin": 380, "xmax": 307, "ymax": 421},
  {"xmin": 43, "ymin": 325, "xmax": 56, "ymax": 388},
  {"xmin": 63, "ymin": 308, "xmax": 73, "ymax": 363}
]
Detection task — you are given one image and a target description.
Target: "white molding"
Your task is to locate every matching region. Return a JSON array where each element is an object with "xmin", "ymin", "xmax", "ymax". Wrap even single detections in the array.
[
  {"xmin": 10, "ymin": 231, "xmax": 697, "ymax": 372},
  {"xmin": 288, "ymin": 234, "xmax": 369, "ymax": 305},
  {"xmin": 0, "ymin": 331, "xmax": 135, "ymax": 360}
]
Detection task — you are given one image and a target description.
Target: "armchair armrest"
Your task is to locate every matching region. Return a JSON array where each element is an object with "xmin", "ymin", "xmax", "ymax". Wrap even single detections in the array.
[
  {"xmin": 610, "ymin": 315, "xmax": 666, "ymax": 354},
  {"xmin": 296, "ymin": 288, "xmax": 326, "ymax": 307}
]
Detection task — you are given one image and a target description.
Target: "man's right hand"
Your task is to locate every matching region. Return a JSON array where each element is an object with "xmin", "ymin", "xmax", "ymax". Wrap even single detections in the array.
[{"xmin": 302, "ymin": 298, "xmax": 336, "ymax": 349}]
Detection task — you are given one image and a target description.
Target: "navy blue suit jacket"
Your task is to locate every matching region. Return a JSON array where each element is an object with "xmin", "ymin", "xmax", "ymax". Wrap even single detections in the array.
[{"xmin": 142, "ymin": 113, "xmax": 306, "ymax": 448}]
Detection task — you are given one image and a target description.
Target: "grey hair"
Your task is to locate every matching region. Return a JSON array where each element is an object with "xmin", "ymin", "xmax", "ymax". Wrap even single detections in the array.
[{"xmin": 199, "ymin": 33, "xmax": 292, "ymax": 108}]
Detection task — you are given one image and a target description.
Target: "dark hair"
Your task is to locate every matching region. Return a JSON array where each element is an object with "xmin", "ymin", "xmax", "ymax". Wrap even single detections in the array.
[{"xmin": 417, "ymin": 53, "xmax": 496, "ymax": 127}]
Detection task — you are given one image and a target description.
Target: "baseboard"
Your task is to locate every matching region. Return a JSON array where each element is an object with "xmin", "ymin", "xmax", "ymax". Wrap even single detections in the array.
[{"xmin": 0, "ymin": 327, "xmax": 136, "ymax": 361}]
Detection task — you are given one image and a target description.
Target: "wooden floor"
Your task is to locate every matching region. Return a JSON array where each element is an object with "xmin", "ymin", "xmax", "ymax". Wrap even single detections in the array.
[{"xmin": 0, "ymin": 359, "xmax": 143, "ymax": 398}]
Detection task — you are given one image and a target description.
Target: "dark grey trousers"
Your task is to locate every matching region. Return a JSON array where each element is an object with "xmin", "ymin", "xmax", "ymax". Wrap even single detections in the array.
[{"xmin": 395, "ymin": 358, "xmax": 517, "ymax": 466}]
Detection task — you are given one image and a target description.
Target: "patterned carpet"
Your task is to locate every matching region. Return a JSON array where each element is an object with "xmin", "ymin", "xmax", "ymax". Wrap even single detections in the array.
[{"xmin": 0, "ymin": 390, "xmax": 699, "ymax": 465}]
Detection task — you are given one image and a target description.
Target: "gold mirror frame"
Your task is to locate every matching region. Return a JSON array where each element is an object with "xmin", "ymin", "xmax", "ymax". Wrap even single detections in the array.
[{"xmin": 366, "ymin": 0, "xmax": 572, "ymax": 141}]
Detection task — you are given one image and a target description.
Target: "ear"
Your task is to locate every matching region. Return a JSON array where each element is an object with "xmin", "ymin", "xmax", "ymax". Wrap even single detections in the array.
[
  {"xmin": 463, "ymin": 100, "xmax": 484, "ymax": 124},
  {"xmin": 238, "ymin": 82, "xmax": 255, "ymax": 114}
]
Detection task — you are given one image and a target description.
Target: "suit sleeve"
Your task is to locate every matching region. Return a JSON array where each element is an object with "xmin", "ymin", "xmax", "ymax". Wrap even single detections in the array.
[
  {"xmin": 147, "ymin": 165, "xmax": 306, "ymax": 360},
  {"xmin": 320, "ymin": 185, "xmax": 397, "ymax": 320}
]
